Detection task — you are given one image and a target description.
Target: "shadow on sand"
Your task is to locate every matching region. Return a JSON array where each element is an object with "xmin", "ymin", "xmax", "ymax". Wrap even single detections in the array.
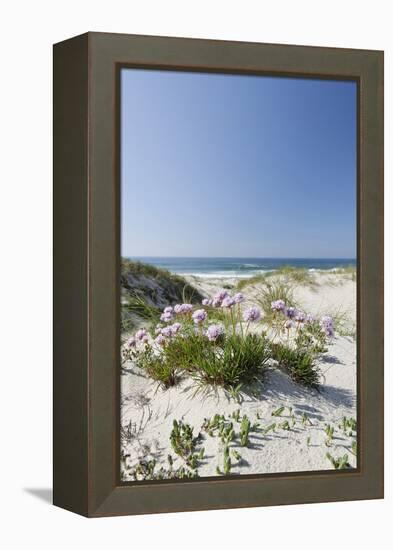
[{"xmin": 239, "ymin": 368, "xmax": 355, "ymax": 411}]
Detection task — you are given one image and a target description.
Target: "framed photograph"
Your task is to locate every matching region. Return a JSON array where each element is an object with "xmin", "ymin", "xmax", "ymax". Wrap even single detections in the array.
[{"xmin": 53, "ymin": 32, "xmax": 383, "ymax": 517}]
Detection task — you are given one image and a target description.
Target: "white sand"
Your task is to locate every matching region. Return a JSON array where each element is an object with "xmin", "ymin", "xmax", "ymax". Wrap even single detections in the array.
[{"xmin": 121, "ymin": 272, "xmax": 357, "ymax": 478}]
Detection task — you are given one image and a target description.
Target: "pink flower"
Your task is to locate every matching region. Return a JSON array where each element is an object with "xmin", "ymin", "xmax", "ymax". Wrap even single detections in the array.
[
  {"xmin": 320, "ymin": 315, "xmax": 334, "ymax": 337},
  {"xmin": 233, "ymin": 293, "xmax": 245, "ymax": 304},
  {"xmin": 222, "ymin": 296, "xmax": 235, "ymax": 308},
  {"xmin": 271, "ymin": 299, "xmax": 286, "ymax": 312},
  {"xmin": 285, "ymin": 307, "xmax": 297, "ymax": 319},
  {"xmin": 174, "ymin": 303, "xmax": 193, "ymax": 315},
  {"xmin": 212, "ymin": 289, "xmax": 229, "ymax": 307},
  {"xmin": 171, "ymin": 322, "xmax": 182, "ymax": 334},
  {"xmin": 206, "ymin": 324, "xmax": 224, "ymax": 342},
  {"xmin": 295, "ymin": 311, "xmax": 306, "ymax": 323},
  {"xmin": 155, "ymin": 334, "xmax": 166, "ymax": 346},
  {"xmin": 161, "ymin": 326, "xmax": 174, "ymax": 338},
  {"xmin": 243, "ymin": 306, "xmax": 261, "ymax": 322},
  {"xmin": 135, "ymin": 328, "xmax": 148, "ymax": 343},
  {"xmin": 160, "ymin": 311, "xmax": 174, "ymax": 323},
  {"xmin": 126, "ymin": 336, "xmax": 136, "ymax": 348},
  {"xmin": 192, "ymin": 309, "xmax": 207, "ymax": 324}
]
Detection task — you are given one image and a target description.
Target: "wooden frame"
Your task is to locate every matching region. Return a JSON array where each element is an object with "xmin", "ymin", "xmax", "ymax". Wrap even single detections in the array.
[{"xmin": 53, "ymin": 32, "xmax": 384, "ymax": 517}]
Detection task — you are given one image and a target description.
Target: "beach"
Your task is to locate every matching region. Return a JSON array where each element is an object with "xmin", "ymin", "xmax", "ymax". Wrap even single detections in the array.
[{"xmin": 120, "ymin": 267, "xmax": 357, "ymax": 479}]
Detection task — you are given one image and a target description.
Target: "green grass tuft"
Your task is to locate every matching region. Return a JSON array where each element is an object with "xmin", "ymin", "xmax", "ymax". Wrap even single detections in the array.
[
  {"xmin": 271, "ymin": 342, "xmax": 320, "ymax": 387},
  {"xmin": 256, "ymin": 280, "xmax": 296, "ymax": 321},
  {"xmin": 236, "ymin": 273, "xmax": 267, "ymax": 290},
  {"xmin": 135, "ymin": 330, "xmax": 270, "ymax": 393},
  {"xmin": 134, "ymin": 345, "xmax": 179, "ymax": 388}
]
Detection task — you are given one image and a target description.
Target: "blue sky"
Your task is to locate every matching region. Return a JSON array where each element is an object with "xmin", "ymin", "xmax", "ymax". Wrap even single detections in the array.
[{"xmin": 121, "ymin": 69, "xmax": 356, "ymax": 258}]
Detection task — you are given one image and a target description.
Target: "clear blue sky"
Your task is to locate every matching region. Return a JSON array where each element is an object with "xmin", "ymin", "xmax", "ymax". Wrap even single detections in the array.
[{"xmin": 121, "ymin": 68, "xmax": 356, "ymax": 258}]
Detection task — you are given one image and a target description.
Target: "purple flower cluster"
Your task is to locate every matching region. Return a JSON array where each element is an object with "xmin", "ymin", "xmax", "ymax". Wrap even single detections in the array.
[
  {"xmin": 154, "ymin": 334, "xmax": 166, "ymax": 346},
  {"xmin": 270, "ymin": 300, "xmax": 309, "ymax": 325},
  {"xmin": 174, "ymin": 303, "xmax": 193, "ymax": 315},
  {"xmin": 222, "ymin": 296, "xmax": 236, "ymax": 308},
  {"xmin": 295, "ymin": 311, "xmax": 306, "ymax": 323},
  {"xmin": 243, "ymin": 306, "xmax": 261, "ymax": 323},
  {"xmin": 211, "ymin": 289, "xmax": 229, "ymax": 307},
  {"xmin": 154, "ymin": 322, "xmax": 182, "ymax": 346},
  {"xmin": 160, "ymin": 308, "xmax": 174, "ymax": 323},
  {"xmin": 192, "ymin": 308, "xmax": 207, "ymax": 324},
  {"xmin": 135, "ymin": 328, "xmax": 148, "ymax": 343},
  {"xmin": 271, "ymin": 299, "xmax": 286, "ymax": 312},
  {"xmin": 269, "ymin": 298, "xmax": 334, "ymax": 336},
  {"xmin": 285, "ymin": 306, "xmax": 297, "ymax": 319},
  {"xmin": 320, "ymin": 315, "xmax": 334, "ymax": 337},
  {"xmin": 206, "ymin": 324, "xmax": 224, "ymax": 342},
  {"xmin": 126, "ymin": 336, "xmax": 136, "ymax": 348},
  {"xmin": 205, "ymin": 290, "xmax": 245, "ymax": 309}
]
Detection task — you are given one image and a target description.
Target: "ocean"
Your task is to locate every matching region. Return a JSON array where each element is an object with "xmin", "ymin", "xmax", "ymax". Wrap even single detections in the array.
[{"xmin": 130, "ymin": 257, "xmax": 356, "ymax": 278}]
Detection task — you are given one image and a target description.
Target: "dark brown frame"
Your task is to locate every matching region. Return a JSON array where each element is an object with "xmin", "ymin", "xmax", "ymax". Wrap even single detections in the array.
[{"xmin": 53, "ymin": 32, "xmax": 384, "ymax": 517}]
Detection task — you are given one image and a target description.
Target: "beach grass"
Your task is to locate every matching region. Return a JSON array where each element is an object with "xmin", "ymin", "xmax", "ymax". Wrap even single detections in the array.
[
  {"xmin": 134, "ymin": 345, "xmax": 180, "ymax": 388},
  {"xmin": 236, "ymin": 273, "xmax": 267, "ymax": 290},
  {"xmin": 187, "ymin": 333, "xmax": 270, "ymax": 392},
  {"xmin": 256, "ymin": 280, "xmax": 296, "ymax": 320},
  {"xmin": 329, "ymin": 307, "xmax": 356, "ymax": 338},
  {"xmin": 236, "ymin": 266, "xmax": 317, "ymax": 291},
  {"xmin": 273, "ymin": 266, "xmax": 317, "ymax": 286},
  {"xmin": 271, "ymin": 342, "xmax": 320, "ymax": 387},
  {"xmin": 134, "ymin": 330, "xmax": 270, "ymax": 393},
  {"xmin": 122, "ymin": 293, "xmax": 161, "ymax": 331}
]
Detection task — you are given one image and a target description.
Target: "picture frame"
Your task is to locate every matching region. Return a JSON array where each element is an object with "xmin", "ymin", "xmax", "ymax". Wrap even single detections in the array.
[{"xmin": 53, "ymin": 31, "xmax": 384, "ymax": 517}]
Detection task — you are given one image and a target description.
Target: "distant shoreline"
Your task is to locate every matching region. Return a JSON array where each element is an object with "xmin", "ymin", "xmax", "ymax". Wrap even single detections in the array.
[{"xmin": 124, "ymin": 256, "xmax": 356, "ymax": 279}]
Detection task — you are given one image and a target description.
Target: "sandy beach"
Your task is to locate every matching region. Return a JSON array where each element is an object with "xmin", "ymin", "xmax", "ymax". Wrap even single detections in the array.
[{"xmin": 120, "ymin": 270, "xmax": 357, "ymax": 479}]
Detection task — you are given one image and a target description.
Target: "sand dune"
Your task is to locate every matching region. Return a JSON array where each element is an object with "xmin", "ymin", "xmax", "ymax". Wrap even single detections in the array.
[{"xmin": 121, "ymin": 272, "xmax": 357, "ymax": 479}]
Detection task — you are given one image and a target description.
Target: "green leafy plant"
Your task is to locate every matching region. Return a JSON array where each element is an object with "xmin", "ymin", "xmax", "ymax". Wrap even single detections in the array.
[
  {"xmin": 263, "ymin": 423, "xmax": 277, "ymax": 434},
  {"xmin": 170, "ymin": 419, "xmax": 203, "ymax": 470},
  {"xmin": 326, "ymin": 452, "xmax": 351, "ymax": 470},
  {"xmin": 127, "ymin": 458, "xmax": 200, "ymax": 481},
  {"xmin": 223, "ymin": 444, "xmax": 232, "ymax": 475},
  {"xmin": 271, "ymin": 406, "xmax": 285, "ymax": 417},
  {"xmin": 324, "ymin": 424, "xmax": 335, "ymax": 446},
  {"xmin": 240, "ymin": 415, "xmax": 251, "ymax": 447},
  {"xmin": 339, "ymin": 416, "xmax": 357, "ymax": 435},
  {"xmin": 301, "ymin": 412, "xmax": 313, "ymax": 426},
  {"xmin": 279, "ymin": 420, "xmax": 291, "ymax": 431},
  {"xmin": 232, "ymin": 449, "xmax": 242, "ymax": 462}
]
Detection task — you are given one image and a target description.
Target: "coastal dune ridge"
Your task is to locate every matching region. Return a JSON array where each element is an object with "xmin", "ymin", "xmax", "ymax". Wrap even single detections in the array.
[{"xmin": 120, "ymin": 258, "xmax": 357, "ymax": 480}]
